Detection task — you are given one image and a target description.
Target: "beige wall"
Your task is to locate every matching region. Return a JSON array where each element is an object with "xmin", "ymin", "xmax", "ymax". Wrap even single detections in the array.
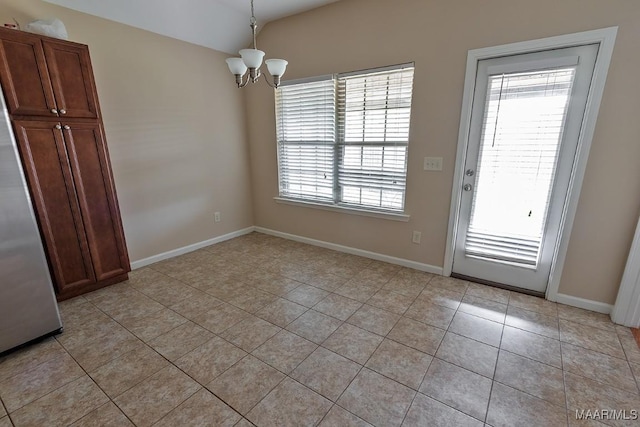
[
  {"xmin": 0, "ymin": 0, "xmax": 254, "ymax": 262},
  {"xmin": 248, "ymin": 0, "xmax": 640, "ymax": 304}
]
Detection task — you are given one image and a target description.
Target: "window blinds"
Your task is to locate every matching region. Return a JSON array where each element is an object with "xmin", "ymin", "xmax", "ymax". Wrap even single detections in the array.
[
  {"xmin": 337, "ymin": 67, "xmax": 414, "ymax": 210},
  {"xmin": 275, "ymin": 64, "xmax": 414, "ymax": 212},
  {"xmin": 465, "ymin": 68, "xmax": 576, "ymax": 266},
  {"xmin": 276, "ymin": 78, "xmax": 336, "ymax": 202}
]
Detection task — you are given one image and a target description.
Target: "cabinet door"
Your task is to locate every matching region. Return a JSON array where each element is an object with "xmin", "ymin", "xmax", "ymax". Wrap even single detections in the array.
[
  {"xmin": 62, "ymin": 122, "xmax": 130, "ymax": 281},
  {"xmin": 12, "ymin": 120, "xmax": 96, "ymax": 293},
  {"xmin": 0, "ymin": 30, "xmax": 58, "ymax": 117},
  {"xmin": 43, "ymin": 40, "xmax": 99, "ymax": 119}
]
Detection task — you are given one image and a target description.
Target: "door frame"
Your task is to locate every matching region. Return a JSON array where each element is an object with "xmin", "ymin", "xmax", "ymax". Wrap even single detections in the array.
[{"xmin": 443, "ymin": 27, "xmax": 618, "ymax": 303}]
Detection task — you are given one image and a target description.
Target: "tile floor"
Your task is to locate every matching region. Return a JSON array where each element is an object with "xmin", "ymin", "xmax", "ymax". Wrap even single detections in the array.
[{"xmin": 1, "ymin": 232, "xmax": 640, "ymax": 426}]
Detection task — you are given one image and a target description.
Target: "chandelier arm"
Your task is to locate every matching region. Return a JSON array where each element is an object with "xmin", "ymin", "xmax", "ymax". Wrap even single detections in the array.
[
  {"xmin": 262, "ymin": 74, "xmax": 277, "ymax": 88},
  {"xmin": 260, "ymin": 72, "xmax": 281, "ymax": 89},
  {"xmin": 236, "ymin": 73, "xmax": 250, "ymax": 88}
]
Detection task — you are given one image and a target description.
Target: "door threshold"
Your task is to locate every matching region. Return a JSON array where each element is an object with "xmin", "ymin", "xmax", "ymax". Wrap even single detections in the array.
[{"xmin": 451, "ymin": 273, "xmax": 546, "ymax": 299}]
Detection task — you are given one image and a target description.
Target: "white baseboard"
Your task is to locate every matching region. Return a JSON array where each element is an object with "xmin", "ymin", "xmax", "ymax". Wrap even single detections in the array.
[
  {"xmin": 555, "ymin": 293, "xmax": 613, "ymax": 315},
  {"xmin": 254, "ymin": 226, "xmax": 443, "ymax": 275},
  {"xmin": 130, "ymin": 227, "xmax": 255, "ymax": 270}
]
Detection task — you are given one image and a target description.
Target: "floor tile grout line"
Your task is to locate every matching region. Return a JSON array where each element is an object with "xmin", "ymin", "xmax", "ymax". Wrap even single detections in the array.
[
  {"xmin": 155, "ymin": 355, "xmax": 247, "ymax": 426},
  {"xmin": 559, "ymin": 338, "xmax": 630, "ymax": 362},
  {"xmin": 46, "ymin": 336, "xmax": 140, "ymax": 426},
  {"xmin": 62, "ymin": 287, "xmax": 254, "ymax": 424},
  {"xmin": 63, "ymin": 302, "xmax": 208, "ymax": 425},
  {"xmin": 397, "ymin": 287, "xmax": 455, "ymax": 427},
  {"xmin": 0, "ymin": 349, "xmax": 88, "ymax": 415},
  {"xmin": 560, "ymin": 340, "xmax": 572, "ymax": 426},
  {"xmin": 558, "ymin": 347, "xmax": 640, "ymax": 397},
  {"xmin": 482, "ymin": 314, "xmax": 507, "ymax": 425},
  {"xmin": 313, "ymin": 305, "xmax": 409, "ymax": 425}
]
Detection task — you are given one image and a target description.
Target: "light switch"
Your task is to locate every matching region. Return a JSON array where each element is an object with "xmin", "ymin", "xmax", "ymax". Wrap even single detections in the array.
[{"xmin": 424, "ymin": 157, "xmax": 443, "ymax": 171}]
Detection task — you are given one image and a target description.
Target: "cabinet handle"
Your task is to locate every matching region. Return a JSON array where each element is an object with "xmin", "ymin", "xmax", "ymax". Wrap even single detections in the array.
[
  {"xmin": 51, "ymin": 108, "xmax": 58, "ymax": 114},
  {"xmin": 63, "ymin": 125, "xmax": 71, "ymax": 130},
  {"xmin": 55, "ymin": 124, "xmax": 62, "ymax": 130},
  {"xmin": 59, "ymin": 109, "xmax": 67, "ymax": 115}
]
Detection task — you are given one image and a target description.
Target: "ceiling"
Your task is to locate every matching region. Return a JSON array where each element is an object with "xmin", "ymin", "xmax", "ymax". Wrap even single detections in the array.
[{"xmin": 43, "ymin": 0, "xmax": 341, "ymax": 54}]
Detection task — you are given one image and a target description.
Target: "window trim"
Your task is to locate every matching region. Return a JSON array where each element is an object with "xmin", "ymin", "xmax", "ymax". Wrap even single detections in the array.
[
  {"xmin": 275, "ymin": 62, "xmax": 415, "ymax": 214},
  {"xmin": 274, "ymin": 196, "xmax": 410, "ymax": 222}
]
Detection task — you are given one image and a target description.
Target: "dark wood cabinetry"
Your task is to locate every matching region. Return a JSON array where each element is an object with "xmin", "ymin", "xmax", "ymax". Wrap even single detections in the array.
[
  {"xmin": 0, "ymin": 29, "xmax": 98, "ymax": 119},
  {"xmin": 0, "ymin": 28, "xmax": 129, "ymax": 300}
]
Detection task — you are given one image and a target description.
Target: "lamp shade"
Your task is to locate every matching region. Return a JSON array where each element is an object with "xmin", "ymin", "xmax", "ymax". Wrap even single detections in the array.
[
  {"xmin": 226, "ymin": 58, "xmax": 248, "ymax": 76},
  {"xmin": 265, "ymin": 59, "xmax": 288, "ymax": 77},
  {"xmin": 239, "ymin": 48, "xmax": 265, "ymax": 69}
]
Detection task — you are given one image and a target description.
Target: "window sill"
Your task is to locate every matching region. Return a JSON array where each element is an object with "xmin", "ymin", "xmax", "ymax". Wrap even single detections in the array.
[{"xmin": 274, "ymin": 197, "xmax": 410, "ymax": 222}]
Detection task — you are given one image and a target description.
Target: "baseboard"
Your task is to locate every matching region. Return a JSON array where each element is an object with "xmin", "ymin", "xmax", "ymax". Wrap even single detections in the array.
[
  {"xmin": 555, "ymin": 293, "xmax": 613, "ymax": 315},
  {"xmin": 254, "ymin": 226, "xmax": 443, "ymax": 275},
  {"xmin": 130, "ymin": 227, "xmax": 256, "ymax": 270}
]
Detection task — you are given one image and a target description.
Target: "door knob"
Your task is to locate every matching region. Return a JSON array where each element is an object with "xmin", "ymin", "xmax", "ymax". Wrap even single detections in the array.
[
  {"xmin": 55, "ymin": 124, "xmax": 62, "ymax": 130},
  {"xmin": 50, "ymin": 108, "xmax": 58, "ymax": 114},
  {"xmin": 463, "ymin": 183, "xmax": 473, "ymax": 191},
  {"xmin": 63, "ymin": 125, "xmax": 70, "ymax": 130},
  {"xmin": 59, "ymin": 109, "xmax": 67, "ymax": 115},
  {"xmin": 465, "ymin": 169, "xmax": 475, "ymax": 177}
]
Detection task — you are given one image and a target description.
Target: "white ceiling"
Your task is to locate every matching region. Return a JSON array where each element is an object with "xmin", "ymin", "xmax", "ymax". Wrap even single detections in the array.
[{"xmin": 43, "ymin": 0, "xmax": 341, "ymax": 54}]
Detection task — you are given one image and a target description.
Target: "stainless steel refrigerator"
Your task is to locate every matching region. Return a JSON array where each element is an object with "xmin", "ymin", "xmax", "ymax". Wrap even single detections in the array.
[{"xmin": 0, "ymin": 86, "xmax": 62, "ymax": 354}]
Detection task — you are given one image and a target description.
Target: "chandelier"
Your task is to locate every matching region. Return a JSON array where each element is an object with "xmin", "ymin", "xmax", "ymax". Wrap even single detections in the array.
[{"xmin": 225, "ymin": 0, "xmax": 288, "ymax": 88}]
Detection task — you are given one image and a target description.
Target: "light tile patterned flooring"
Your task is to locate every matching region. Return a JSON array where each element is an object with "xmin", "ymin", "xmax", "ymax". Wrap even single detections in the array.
[{"xmin": 1, "ymin": 232, "xmax": 640, "ymax": 426}]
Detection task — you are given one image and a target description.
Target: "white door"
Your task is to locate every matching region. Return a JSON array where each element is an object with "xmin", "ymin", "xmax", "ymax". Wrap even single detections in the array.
[{"xmin": 452, "ymin": 44, "xmax": 598, "ymax": 293}]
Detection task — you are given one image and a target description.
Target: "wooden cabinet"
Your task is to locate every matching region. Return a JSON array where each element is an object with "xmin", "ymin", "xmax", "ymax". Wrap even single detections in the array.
[
  {"xmin": 0, "ymin": 31, "xmax": 57, "ymax": 117},
  {"xmin": 0, "ymin": 27, "xmax": 129, "ymax": 300},
  {"xmin": 13, "ymin": 121, "xmax": 96, "ymax": 291},
  {"xmin": 13, "ymin": 120, "xmax": 129, "ymax": 297},
  {"xmin": 42, "ymin": 40, "xmax": 99, "ymax": 118},
  {"xmin": 0, "ymin": 29, "xmax": 98, "ymax": 119}
]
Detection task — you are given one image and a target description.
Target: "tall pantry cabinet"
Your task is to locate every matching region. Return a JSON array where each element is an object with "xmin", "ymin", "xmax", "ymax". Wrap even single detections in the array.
[{"xmin": 0, "ymin": 27, "xmax": 130, "ymax": 300}]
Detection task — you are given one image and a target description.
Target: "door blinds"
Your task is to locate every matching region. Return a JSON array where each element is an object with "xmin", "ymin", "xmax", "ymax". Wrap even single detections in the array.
[{"xmin": 465, "ymin": 67, "xmax": 576, "ymax": 267}]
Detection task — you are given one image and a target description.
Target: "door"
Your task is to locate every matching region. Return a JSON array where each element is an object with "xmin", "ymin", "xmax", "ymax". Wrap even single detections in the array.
[
  {"xmin": 452, "ymin": 44, "xmax": 598, "ymax": 293},
  {"xmin": 12, "ymin": 120, "xmax": 96, "ymax": 292},
  {"xmin": 0, "ymin": 29, "xmax": 58, "ymax": 117},
  {"xmin": 62, "ymin": 121, "xmax": 130, "ymax": 281},
  {"xmin": 43, "ymin": 40, "xmax": 99, "ymax": 119}
]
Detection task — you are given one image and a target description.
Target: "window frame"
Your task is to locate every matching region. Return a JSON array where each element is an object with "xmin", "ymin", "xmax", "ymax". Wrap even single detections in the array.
[{"xmin": 274, "ymin": 63, "xmax": 415, "ymax": 218}]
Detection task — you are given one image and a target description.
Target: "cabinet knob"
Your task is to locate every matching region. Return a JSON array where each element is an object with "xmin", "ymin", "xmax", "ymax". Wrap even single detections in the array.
[
  {"xmin": 51, "ymin": 108, "xmax": 58, "ymax": 114},
  {"xmin": 63, "ymin": 125, "xmax": 71, "ymax": 130},
  {"xmin": 59, "ymin": 109, "xmax": 67, "ymax": 115},
  {"xmin": 55, "ymin": 124, "xmax": 62, "ymax": 130}
]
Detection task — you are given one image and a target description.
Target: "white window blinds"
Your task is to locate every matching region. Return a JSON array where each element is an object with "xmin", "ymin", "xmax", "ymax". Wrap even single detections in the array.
[
  {"xmin": 338, "ymin": 67, "xmax": 414, "ymax": 210},
  {"xmin": 465, "ymin": 67, "xmax": 576, "ymax": 266},
  {"xmin": 276, "ymin": 78, "xmax": 336, "ymax": 202},
  {"xmin": 275, "ymin": 64, "xmax": 414, "ymax": 213}
]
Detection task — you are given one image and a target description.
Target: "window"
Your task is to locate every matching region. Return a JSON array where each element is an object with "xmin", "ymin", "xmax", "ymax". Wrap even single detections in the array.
[{"xmin": 275, "ymin": 64, "xmax": 414, "ymax": 213}]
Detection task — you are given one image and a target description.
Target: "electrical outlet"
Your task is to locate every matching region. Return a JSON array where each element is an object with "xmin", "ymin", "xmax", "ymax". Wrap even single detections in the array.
[
  {"xmin": 424, "ymin": 157, "xmax": 443, "ymax": 171},
  {"xmin": 412, "ymin": 231, "xmax": 421, "ymax": 244},
  {"xmin": 214, "ymin": 212, "xmax": 221, "ymax": 223}
]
